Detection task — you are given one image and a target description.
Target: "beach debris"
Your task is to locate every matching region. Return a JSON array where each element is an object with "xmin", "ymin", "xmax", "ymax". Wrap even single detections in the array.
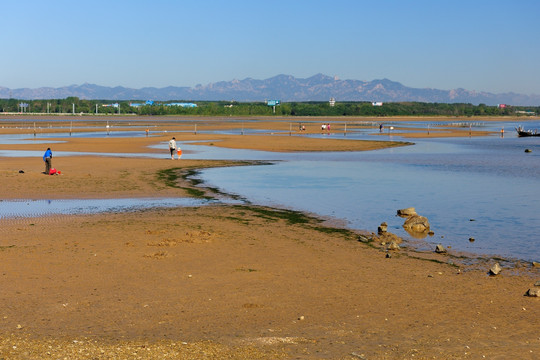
[
  {"xmin": 534, "ymin": 281, "xmax": 540, "ymax": 287},
  {"xmin": 298, "ymin": 316, "xmax": 305, "ymax": 321},
  {"xmin": 397, "ymin": 207, "xmax": 417, "ymax": 217},
  {"xmin": 18, "ymin": 170, "xmax": 24, "ymax": 173},
  {"xmin": 489, "ymin": 263, "xmax": 502, "ymax": 276},
  {"xmin": 385, "ymin": 253, "xmax": 392, "ymax": 258},
  {"xmin": 378, "ymin": 222, "xmax": 388, "ymax": 234},
  {"xmin": 524, "ymin": 288, "xmax": 540, "ymax": 297},
  {"xmin": 387, "ymin": 241, "xmax": 400, "ymax": 251},
  {"xmin": 435, "ymin": 244, "xmax": 447, "ymax": 253}
]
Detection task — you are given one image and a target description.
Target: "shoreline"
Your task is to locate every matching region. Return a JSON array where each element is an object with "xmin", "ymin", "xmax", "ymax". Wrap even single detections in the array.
[
  {"xmin": 1, "ymin": 158, "xmax": 537, "ymax": 270},
  {"xmin": 1, "ymin": 117, "xmax": 539, "ymax": 359}
]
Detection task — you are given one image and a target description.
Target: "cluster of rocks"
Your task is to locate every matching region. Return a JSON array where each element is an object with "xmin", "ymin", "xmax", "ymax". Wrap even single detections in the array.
[
  {"xmin": 375, "ymin": 223, "xmax": 402, "ymax": 252},
  {"xmin": 356, "ymin": 222, "xmax": 402, "ymax": 253},
  {"xmin": 364, "ymin": 207, "xmax": 540, "ymax": 298},
  {"xmin": 364, "ymin": 207, "xmax": 432, "ymax": 254}
]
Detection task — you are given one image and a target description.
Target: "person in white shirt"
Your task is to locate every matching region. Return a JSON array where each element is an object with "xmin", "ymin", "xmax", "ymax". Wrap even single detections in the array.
[{"xmin": 168, "ymin": 137, "xmax": 177, "ymax": 160}]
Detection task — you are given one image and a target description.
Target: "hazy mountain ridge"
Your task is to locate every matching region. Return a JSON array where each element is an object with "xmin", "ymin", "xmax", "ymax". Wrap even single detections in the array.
[{"xmin": 1, "ymin": 74, "xmax": 539, "ymax": 105}]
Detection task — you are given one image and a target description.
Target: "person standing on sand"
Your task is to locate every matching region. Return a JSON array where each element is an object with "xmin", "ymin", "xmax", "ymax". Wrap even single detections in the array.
[
  {"xmin": 168, "ymin": 137, "xmax": 177, "ymax": 160},
  {"xmin": 43, "ymin": 147, "xmax": 52, "ymax": 174}
]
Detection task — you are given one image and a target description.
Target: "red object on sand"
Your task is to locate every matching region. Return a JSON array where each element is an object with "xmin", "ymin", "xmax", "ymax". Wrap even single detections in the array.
[{"xmin": 49, "ymin": 168, "xmax": 57, "ymax": 175}]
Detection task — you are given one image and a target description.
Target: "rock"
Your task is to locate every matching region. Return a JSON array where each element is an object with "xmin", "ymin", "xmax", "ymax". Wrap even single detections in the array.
[
  {"xmin": 532, "ymin": 262, "xmax": 540, "ymax": 268},
  {"xmin": 428, "ymin": 231, "xmax": 435, "ymax": 236},
  {"xmin": 378, "ymin": 222, "xmax": 388, "ymax": 234},
  {"xmin": 534, "ymin": 281, "xmax": 540, "ymax": 287},
  {"xmin": 387, "ymin": 241, "xmax": 400, "ymax": 251},
  {"xmin": 435, "ymin": 244, "xmax": 447, "ymax": 253},
  {"xmin": 525, "ymin": 288, "xmax": 540, "ymax": 297},
  {"xmin": 525, "ymin": 148, "xmax": 532, "ymax": 153},
  {"xmin": 351, "ymin": 352, "xmax": 367, "ymax": 359},
  {"xmin": 469, "ymin": 237, "xmax": 475, "ymax": 242},
  {"xmin": 489, "ymin": 263, "xmax": 502, "ymax": 276},
  {"xmin": 403, "ymin": 215, "xmax": 430, "ymax": 233},
  {"xmin": 397, "ymin": 207, "xmax": 417, "ymax": 217},
  {"xmin": 350, "ymin": 352, "xmax": 367, "ymax": 359},
  {"xmin": 357, "ymin": 234, "xmax": 371, "ymax": 243}
]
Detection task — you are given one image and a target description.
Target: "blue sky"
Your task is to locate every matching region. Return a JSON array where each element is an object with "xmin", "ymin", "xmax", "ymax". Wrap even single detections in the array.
[{"xmin": 1, "ymin": 0, "xmax": 539, "ymax": 94}]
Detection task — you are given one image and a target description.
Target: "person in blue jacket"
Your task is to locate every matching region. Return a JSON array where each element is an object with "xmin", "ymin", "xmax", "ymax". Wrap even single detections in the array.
[{"xmin": 43, "ymin": 147, "xmax": 52, "ymax": 174}]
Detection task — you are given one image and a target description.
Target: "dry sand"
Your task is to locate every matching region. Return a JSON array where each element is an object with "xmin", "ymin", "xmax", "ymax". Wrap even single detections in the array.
[{"xmin": 1, "ymin": 116, "xmax": 539, "ymax": 359}]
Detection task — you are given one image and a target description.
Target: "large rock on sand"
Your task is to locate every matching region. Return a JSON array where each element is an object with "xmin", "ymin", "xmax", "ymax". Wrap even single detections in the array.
[{"xmin": 403, "ymin": 215, "xmax": 430, "ymax": 233}]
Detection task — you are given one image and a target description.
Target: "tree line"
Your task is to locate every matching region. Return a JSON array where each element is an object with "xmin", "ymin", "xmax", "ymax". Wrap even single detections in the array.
[{"xmin": 0, "ymin": 97, "xmax": 538, "ymax": 117}]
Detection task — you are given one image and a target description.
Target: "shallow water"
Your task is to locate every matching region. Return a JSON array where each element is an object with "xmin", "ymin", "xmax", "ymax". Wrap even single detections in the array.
[
  {"xmin": 0, "ymin": 198, "xmax": 216, "ymax": 219},
  {"xmin": 2, "ymin": 119, "xmax": 540, "ymax": 262},
  {"xmin": 196, "ymin": 121, "xmax": 540, "ymax": 262}
]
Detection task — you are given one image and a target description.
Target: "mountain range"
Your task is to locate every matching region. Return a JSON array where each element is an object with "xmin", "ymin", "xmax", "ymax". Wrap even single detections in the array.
[{"xmin": 1, "ymin": 74, "xmax": 539, "ymax": 106}]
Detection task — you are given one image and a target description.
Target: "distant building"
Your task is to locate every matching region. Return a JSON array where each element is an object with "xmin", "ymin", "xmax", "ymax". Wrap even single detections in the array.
[
  {"xmin": 372, "ymin": 102, "xmax": 383, "ymax": 106},
  {"xmin": 130, "ymin": 100, "xmax": 155, "ymax": 107},
  {"xmin": 498, "ymin": 104, "xmax": 507, "ymax": 109},
  {"xmin": 164, "ymin": 102, "xmax": 197, "ymax": 108},
  {"xmin": 329, "ymin": 97, "xmax": 336, "ymax": 107},
  {"xmin": 516, "ymin": 110, "xmax": 536, "ymax": 116}
]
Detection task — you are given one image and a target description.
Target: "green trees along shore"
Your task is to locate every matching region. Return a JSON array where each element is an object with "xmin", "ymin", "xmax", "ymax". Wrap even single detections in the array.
[{"xmin": 1, "ymin": 97, "xmax": 537, "ymax": 117}]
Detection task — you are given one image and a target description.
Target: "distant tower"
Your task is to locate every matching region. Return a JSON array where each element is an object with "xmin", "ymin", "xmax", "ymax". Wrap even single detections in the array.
[{"xmin": 329, "ymin": 97, "xmax": 336, "ymax": 107}]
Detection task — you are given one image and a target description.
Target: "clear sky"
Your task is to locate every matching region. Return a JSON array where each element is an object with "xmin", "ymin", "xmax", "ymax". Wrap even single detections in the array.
[{"xmin": 2, "ymin": 0, "xmax": 539, "ymax": 95}]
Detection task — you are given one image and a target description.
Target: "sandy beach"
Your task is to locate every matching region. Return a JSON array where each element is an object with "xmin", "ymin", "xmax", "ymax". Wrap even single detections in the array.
[{"xmin": 1, "ymin": 116, "xmax": 539, "ymax": 359}]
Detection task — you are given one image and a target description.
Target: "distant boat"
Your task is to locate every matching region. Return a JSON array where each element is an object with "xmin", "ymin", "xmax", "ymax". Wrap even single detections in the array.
[{"xmin": 515, "ymin": 126, "xmax": 540, "ymax": 137}]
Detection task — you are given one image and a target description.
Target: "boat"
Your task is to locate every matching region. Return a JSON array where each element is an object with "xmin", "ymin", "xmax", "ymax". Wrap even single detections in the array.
[{"xmin": 515, "ymin": 126, "xmax": 540, "ymax": 137}]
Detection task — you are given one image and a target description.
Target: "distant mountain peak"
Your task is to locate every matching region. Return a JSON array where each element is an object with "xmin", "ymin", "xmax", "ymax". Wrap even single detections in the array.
[{"xmin": 1, "ymin": 74, "xmax": 538, "ymax": 105}]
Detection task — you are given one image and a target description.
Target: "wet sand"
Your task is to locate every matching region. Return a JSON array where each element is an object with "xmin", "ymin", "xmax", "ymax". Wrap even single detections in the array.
[{"xmin": 1, "ymin": 116, "xmax": 539, "ymax": 359}]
